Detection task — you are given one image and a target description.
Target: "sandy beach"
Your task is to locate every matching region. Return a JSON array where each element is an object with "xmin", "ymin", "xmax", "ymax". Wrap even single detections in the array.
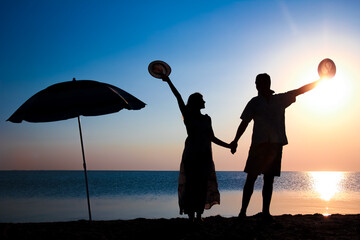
[{"xmin": 1, "ymin": 214, "xmax": 359, "ymax": 240}]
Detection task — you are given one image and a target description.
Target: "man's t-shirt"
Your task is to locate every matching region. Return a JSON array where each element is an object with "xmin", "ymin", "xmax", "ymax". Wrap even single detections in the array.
[{"xmin": 241, "ymin": 92, "xmax": 296, "ymax": 146}]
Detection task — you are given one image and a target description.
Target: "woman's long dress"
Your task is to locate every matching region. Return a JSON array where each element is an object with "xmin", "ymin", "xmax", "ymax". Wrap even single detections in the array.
[{"xmin": 178, "ymin": 114, "xmax": 220, "ymax": 215}]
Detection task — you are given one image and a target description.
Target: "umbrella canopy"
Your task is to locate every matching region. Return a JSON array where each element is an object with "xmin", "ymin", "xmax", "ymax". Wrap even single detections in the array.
[
  {"xmin": 7, "ymin": 78, "xmax": 146, "ymax": 221},
  {"xmin": 8, "ymin": 78, "xmax": 145, "ymax": 123}
]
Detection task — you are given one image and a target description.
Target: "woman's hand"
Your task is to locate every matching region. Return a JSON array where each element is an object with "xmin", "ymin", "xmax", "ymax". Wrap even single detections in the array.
[{"xmin": 161, "ymin": 74, "xmax": 170, "ymax": 83}]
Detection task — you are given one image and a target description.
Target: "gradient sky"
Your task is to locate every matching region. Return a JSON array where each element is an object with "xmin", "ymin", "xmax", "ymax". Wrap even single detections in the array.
[{"xmin": 1, "ymin": 0, "xmax": 359, "ymax": 171}]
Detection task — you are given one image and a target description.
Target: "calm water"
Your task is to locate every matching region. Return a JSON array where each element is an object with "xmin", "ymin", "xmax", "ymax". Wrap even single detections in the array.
[{"xmin": 0, "ymin": 171, "xmax": 359, "ymax": 222}]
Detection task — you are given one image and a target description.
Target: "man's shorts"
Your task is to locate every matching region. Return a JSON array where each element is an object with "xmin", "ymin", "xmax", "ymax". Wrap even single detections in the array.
[{"xmin": 244, "ymin": 143, "xmax": 283, "ymax": 176}]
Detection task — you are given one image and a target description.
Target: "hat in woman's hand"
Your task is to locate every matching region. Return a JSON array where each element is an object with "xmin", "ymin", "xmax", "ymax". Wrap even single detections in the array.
[{"xmin": 148, "ymin": 60, "xmax": 171, "ymax": 79}]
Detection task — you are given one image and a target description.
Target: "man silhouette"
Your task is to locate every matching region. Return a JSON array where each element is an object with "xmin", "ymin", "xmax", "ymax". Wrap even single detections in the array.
[{"xmin": 231, "ymin": 73, "xmax": 322, "ymax": 220}]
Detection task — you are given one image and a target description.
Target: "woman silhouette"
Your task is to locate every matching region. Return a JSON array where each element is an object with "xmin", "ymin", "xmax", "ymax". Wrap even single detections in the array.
[{"xmin": 161, "ymin": 75, "xmax": 231, "ymax": 221}]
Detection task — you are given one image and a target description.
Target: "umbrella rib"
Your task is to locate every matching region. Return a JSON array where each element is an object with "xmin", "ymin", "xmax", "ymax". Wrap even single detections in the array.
[{"xmin": 108, "ymin": 87, "xmax": 129, "ymax": 105}]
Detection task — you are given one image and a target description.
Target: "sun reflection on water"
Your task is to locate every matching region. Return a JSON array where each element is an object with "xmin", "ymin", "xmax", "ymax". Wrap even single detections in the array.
[{"xmin": 309, "ymin": 171, "xmax": 345, "ymax": 201}]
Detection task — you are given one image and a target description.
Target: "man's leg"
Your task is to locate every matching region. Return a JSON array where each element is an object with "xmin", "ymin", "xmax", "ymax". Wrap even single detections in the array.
[
  {"xmin": 262, "ymin": 174, "xmax": 275, "ymax": 216},
  {"xmin": 239, "ymin": 173, "xmax": 258, "ymax": 217}
]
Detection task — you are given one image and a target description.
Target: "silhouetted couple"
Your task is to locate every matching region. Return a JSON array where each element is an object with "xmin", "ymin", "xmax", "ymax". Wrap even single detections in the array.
[{"xmin": 162, "ymin": 73, "xmax": 322, "ymax": 222}]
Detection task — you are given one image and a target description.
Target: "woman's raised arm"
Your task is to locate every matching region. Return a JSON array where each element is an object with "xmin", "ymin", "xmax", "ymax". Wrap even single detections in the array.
[{"xmin": 162, "ymin": 75, "xmax": 186, "ymax": 116}]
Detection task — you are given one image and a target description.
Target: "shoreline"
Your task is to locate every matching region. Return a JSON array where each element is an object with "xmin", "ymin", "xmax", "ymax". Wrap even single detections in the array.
[{"xmin": 1, "ymin": 214, "xmax": 360, "ymax": 239}]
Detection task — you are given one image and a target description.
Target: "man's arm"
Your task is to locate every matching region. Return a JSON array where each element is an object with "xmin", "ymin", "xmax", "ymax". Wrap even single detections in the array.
[
  {"xmin": 231, "ymin": 119, "xmax": 250, "ymax": 154},
  {"xmin": 288, "ymin": 79, "xmax": 322, "ymax": 96}
]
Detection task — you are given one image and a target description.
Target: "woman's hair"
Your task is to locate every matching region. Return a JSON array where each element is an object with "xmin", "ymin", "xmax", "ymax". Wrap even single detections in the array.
[
  {"xmin": 183, "ymin": 93, "xmax": 204, "ymax": 119},
  {"xmin": 186, "ymin": 92, "xmax": 203, "ymax": 111}
]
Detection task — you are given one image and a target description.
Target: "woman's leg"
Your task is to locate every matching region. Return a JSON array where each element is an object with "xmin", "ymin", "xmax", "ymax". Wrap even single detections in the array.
[
  {"xmin": 188, "ymin": 211, "xmax": 195, "ymax": 221},
  {"xmin": 196, "ymin": 212, "xmax": 203, "ymax": 221}
]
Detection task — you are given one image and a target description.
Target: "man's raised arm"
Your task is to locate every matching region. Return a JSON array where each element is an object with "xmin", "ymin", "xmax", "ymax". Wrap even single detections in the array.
[{"xmin": 289, "ymin": 79, "xmax": 323, "ymax": 96}]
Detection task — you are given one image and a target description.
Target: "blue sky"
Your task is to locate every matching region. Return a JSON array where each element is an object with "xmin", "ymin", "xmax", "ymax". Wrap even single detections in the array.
[{"xmin": 1, "ymin": 0, "xmax": 359, "ymax": 171}]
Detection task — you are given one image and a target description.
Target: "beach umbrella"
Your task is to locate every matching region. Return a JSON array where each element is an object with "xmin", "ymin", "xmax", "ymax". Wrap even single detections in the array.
[{"xmin": 7, "ymin": 78, "xmax": 146, "ymax": 221}]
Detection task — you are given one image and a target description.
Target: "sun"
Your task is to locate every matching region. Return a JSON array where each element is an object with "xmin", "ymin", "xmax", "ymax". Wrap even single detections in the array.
[{"xmin": 300, "ymin": 69, "xmax": 352, "ymax": 115}]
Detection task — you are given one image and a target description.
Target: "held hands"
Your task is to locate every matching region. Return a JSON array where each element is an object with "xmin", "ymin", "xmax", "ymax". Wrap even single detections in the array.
[{"xmin": 230, "ymin": 141, "xmax": 238, "ymax": 154}]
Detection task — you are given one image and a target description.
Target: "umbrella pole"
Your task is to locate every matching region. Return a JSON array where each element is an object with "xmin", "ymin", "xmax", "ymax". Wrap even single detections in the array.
[{"xmin": 77, "ymin": 116, "xmax": 92, "ymax": 221}]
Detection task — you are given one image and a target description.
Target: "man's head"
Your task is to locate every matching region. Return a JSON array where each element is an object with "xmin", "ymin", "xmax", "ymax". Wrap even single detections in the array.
[{"xmin": 255, "ymin": 73, "xmax": 274, "ymax": 95}]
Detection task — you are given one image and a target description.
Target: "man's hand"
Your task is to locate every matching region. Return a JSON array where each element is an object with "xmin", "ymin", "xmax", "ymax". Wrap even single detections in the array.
[{"xmin": 230, "ymin": 141, "xmax": 238, "ymax": 154}]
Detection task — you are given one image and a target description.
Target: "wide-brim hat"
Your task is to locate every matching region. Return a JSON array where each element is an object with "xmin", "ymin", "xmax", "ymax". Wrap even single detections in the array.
[
  {"xmin": 148, "ymin": 60, "xmax": 171, "ymax": 79},
  {"xmin": 318, "ymin": 58, "xmax": 336, "ymax": 79}
]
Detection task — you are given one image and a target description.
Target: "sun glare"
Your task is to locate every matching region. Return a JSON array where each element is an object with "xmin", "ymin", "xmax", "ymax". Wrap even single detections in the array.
[
  {"xmin": 309, "ymin": 171, "xmax": 344, "ymax": 201},
  {"xmin": 300, "ymin": 70, "xmax": 352, "ymax": 115}
]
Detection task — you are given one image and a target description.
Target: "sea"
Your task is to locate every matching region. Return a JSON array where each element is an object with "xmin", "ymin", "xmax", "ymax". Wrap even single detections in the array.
[{"xmin": 0, "ymin": 171, "xmax": 359, "ymax": 223}]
